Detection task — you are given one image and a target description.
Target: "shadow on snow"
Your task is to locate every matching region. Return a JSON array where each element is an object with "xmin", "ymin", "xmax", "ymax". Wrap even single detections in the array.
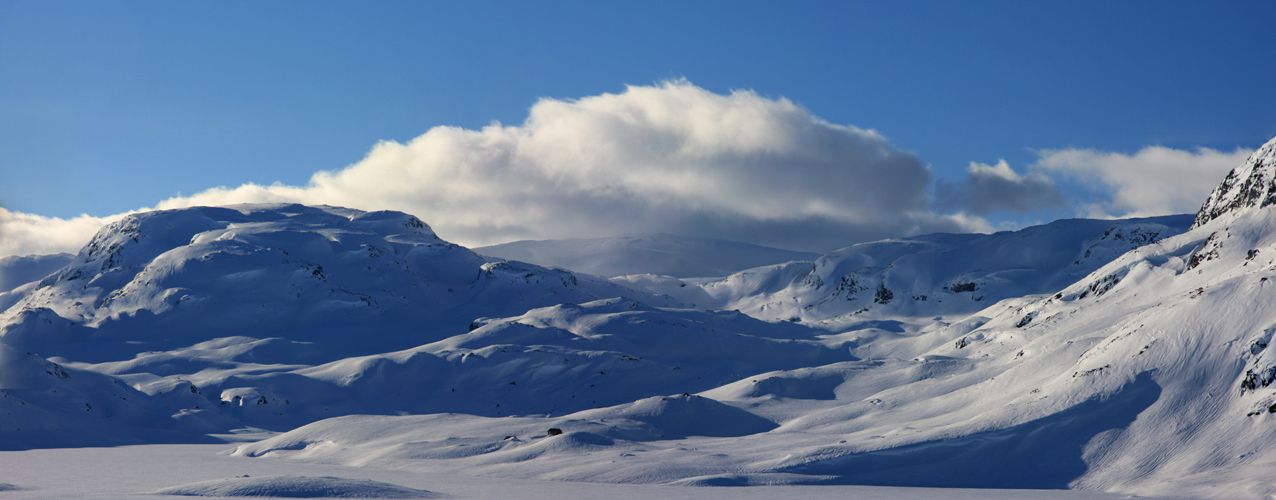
[{"xmin": 783, "ymin": 372, "xmax": 1162, "ymax": 489}]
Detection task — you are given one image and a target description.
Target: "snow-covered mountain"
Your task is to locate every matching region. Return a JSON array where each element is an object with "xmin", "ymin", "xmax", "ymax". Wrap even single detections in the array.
[
  {"xmin": 737, "ymin": 140, "xmax": 1276, "ymax": 496},
  {"xmin": 623, "ymin": 216, "xmax": 1190, "ymax": 327},
  {"xmin": 0, "ymin": 204, "xmax": 671, "ymax": 364},
  {"xmin": 0, "ymin": 204, "xmax": 837, "ymax": 436},
  {"xmin": 11, "ymin": 135, "xmax": 1276, "ymax": 498},
  {"xmin": 1192, "ymin": 134, "xmax": 1276, "ymax": 227},
  {"xmin": 476, "ymin": 233, "xmax": 817, "ymax": 278},
  {"xmin": 0, "ymin": 253, "xmax": 73, "ymax": 312}
]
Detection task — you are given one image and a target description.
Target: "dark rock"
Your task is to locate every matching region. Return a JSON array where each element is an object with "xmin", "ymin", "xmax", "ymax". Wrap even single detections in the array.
[
  {"xmin": 947, "ymin": 281, "xmax": 978, "ymax": 293},
  {"xmin": 873, "ymin": 283, "xmax": 894, "ymax": 304}
]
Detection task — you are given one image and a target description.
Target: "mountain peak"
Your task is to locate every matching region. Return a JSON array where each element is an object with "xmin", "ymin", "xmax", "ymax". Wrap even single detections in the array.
[
  {"xmin": 1, "ymin": 203, "xmax": 668, "ymax": 362},
  {"xmin": 1193, "ymin": 135, "xmax": 1276, "ymax": 228}
]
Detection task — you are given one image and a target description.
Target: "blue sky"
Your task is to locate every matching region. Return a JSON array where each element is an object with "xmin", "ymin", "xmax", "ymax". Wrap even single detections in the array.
[{"xmin": 2, "ymin": 1, "xmax": 1276, "ymax": 252}]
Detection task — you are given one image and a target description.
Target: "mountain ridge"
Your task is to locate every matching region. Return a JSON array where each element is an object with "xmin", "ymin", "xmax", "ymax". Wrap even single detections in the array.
[
  {"xmin": 627, "ymin": 215, "xmax": 1192, "ymax": 327},
  {"xmin": 477, "ymin": 233, "xmax": 818, "ymax": 278},
  {"xmin": 1194, "ymin": 135, "xmax": 1276, "ymax": 227}
]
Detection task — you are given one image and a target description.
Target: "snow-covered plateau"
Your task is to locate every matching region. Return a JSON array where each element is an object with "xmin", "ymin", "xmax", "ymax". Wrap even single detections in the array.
[{"xmin": 7, "ymin": 136, "xmax": 1276, "ymax": 498}]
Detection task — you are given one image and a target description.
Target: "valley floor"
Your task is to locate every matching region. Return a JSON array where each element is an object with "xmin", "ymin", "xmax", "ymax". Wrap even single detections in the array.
[{"xmin": 0, "ymin": 442, "xmax": 1140, "ymax": 500}]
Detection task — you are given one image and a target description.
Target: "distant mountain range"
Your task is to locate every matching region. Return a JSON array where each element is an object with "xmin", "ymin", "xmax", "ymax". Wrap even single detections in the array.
[
  {"xmin": 0, "ymin": 253, "xmax": 71, "ymax": 292},
  {"xmin": 630, "ymin": 215, "xmax": 1192, "ymax": 328},
  {"xmin": 476, "ymin": 233, "xmax": 817, "ymax": 278}
]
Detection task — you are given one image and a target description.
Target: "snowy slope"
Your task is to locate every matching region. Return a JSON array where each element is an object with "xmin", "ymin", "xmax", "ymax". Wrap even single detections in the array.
[
  {"xmin": 476, "ymin": 233, "xmax": 817, "ymax": 278},
  {"xmin": 95, "ymin": 298, "xmax": 847, "ymax": 429},
  {"xmin": 755, "ymin": 195, "xmax": 1276, "ymax": 497},
  {"xmin": 0, "ymin": 253, "xmax": 73, "ymax": 312},
  {"xmin": 690, "ymin": 216, "xmax": 1191, "ymax": 326},
  {"xmin": 0, "ymin": 341, "xmax": 226, "ymax": 449}
]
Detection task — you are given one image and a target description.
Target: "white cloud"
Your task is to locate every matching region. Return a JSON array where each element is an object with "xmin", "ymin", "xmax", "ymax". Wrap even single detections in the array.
[
  {"xmin": 1036, "ymin": 145, "xmax": 1253, "ymax": 218},
  {"xmin": 935, "ymin": 159, "xmax": 1064, "ymax": 214},
  {"xmin": 0, "ymin": 81, "xmax": 990, "ymax": 257},
  {"xmin": 0, "ymin": 208, "xmax": 112, "ymax": 258},
  {"xmin": 0, "ymin": 83, "xmax": 1259, "ymax": 259}
]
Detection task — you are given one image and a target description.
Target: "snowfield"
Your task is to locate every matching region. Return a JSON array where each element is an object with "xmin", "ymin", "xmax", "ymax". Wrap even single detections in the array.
[
  {"xmin": 6, "ymin": 136, "xmax": 1276, "ymax": 498},
  {"xmin": 0, "ymin": 444, "xmax": 1127, "ymax": 499}
]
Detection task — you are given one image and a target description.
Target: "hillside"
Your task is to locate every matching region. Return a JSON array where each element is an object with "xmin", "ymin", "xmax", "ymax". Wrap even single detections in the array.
[
  {"xmin": 0, "ymin": 204, "xmax": 671, "ymax": 365},
  {"xmin": 0, "ymin": 253, "xmax": 74, "ymax": 312},
  {"xmin": 86, "ymin": 298, "xmax": 847, "ymax": 429},
  {"xmin": 623, "ymin": 216, "xmax": 1191, "ymax": 327}
]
